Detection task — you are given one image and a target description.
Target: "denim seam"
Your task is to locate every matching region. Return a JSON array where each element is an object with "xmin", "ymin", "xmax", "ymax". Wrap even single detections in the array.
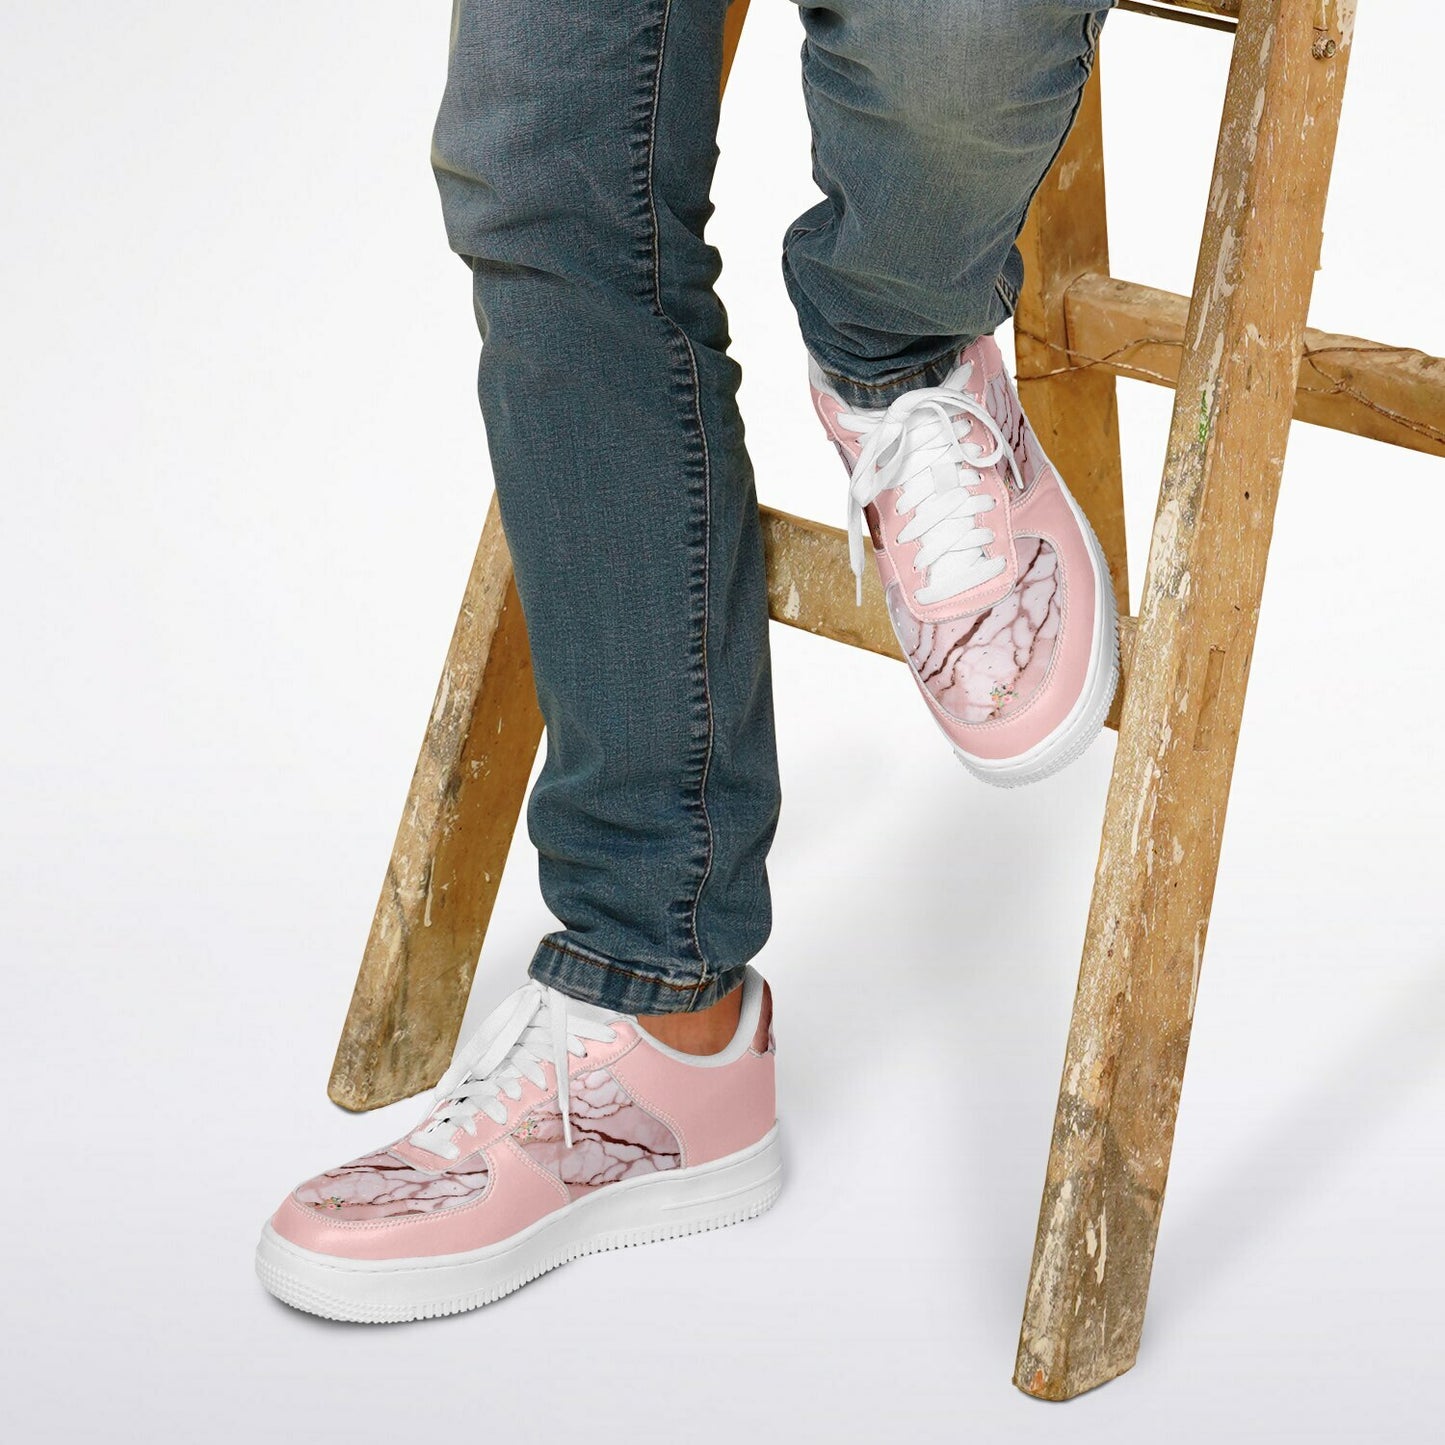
[
  {"xmin": 640, "ymin": 0, "xmax": 716, "ymax": 996},
  {"xmin": 998, "ymin": 9, "xmax": 1108, "ymax": 308},
  {"xmin": 815, "ymin": 338, "xmax": 973, "ymax": 399},
  {"xmin": 539, "ymin": 936, "xmax": 709, "ymax": 995}
]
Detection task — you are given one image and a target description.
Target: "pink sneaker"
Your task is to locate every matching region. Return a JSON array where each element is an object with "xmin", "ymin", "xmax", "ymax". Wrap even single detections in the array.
[
  {"xmin": 811, "ymin": 336, "xmax": 1118, "ymax": 786},
  {"xmin": 256, "ymin": 970, "xmax": 780, "ymax": 1322}
]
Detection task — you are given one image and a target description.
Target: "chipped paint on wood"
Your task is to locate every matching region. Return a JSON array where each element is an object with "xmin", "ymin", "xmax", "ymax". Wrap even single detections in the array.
[
  {"xmin": 1015, "ymin": 0, "xmax": 1357, "ymax": 1401},
  {"xmin": 329, "ymin": 494, "xmax": 544, "ymax": 1111}
]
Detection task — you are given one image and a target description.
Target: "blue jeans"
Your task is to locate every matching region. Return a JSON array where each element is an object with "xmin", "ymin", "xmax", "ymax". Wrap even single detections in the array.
[{"xmin": 433, "ymin": 0, "xmax": 1112, "ymax": 1014}]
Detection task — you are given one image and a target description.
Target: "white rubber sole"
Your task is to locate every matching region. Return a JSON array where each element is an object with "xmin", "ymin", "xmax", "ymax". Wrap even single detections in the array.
[
  {"xmin": 255, "ymin": 1124, "xmax": 783, "ymax": 1324},
  {"xmin": 952, "ymin": 487, "xmax": 1120, "ymax": 790}
]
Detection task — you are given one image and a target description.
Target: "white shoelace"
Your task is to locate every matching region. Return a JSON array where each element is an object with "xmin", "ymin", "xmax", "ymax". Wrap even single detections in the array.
[
  {"xmin": 840, "ymin": 361, "xmax": 1023, "ymax": 605},
  {"xmin": 409, "ymin": 982, "xmax": 619, "ymax": 1160}
]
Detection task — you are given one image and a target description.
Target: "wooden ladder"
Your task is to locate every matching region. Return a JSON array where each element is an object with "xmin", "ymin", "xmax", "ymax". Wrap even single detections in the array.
[{"xmin": 325, "ymin": 0, "xmax": 1443, "ymax": 1399}]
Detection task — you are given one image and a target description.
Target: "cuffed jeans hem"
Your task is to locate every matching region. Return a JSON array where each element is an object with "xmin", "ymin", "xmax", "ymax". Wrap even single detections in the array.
[
  {"xmin": 813, "ymin": 337, "xmax": 976, "ymax": 410},
  {"xmin": 528, "ymin": 935, "xmax": 749, "ymax": 1016}
]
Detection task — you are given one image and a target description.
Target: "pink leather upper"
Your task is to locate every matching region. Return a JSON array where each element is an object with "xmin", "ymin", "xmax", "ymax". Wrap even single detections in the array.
[
  {"xmin": 273, "ymin": 1137, "xmax": 568, "ymax": 1261},
  {"xmin": 813, "ymin": 336, "xmax": 1104, "ymax": 760},
  {"xmin": 271, "ymin": 999, "xmax": 777, "ymax": 1262},
  {"xmin": 607, "ymin": 1032, "xmax": 775, "ymax": 1171}
]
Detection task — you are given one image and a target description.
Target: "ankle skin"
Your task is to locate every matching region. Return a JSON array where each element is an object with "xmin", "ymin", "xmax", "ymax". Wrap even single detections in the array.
[{"xmin": 637, "ymin": 985, "xmax": 743, "ymax": 1056}]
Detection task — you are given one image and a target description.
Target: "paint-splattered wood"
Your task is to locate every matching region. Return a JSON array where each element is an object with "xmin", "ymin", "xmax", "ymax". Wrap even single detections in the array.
[
  {"xmin": 329, "ymin": 495, "xmax": 543, "ymax": 1111},
  {"xmin": 1015, "ymin": 0, "xmax": 1357, "ymax": 1400},
  {"xmin": 1064, "ymin": 273, "xmax": 1445, "ymax": 459},
  {"xmin": 761, "ymin": 507, "xmax": 900, "ymax": 660}
]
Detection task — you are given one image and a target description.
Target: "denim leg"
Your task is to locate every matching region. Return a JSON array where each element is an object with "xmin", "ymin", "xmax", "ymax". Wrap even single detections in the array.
[
  {"xmin": 784, "ymin": 0, "xmax": 1114, "ymax": 407},
  {"xmin": 432, "ymin": 0, "xmax": 779, "ymax": 1014}
]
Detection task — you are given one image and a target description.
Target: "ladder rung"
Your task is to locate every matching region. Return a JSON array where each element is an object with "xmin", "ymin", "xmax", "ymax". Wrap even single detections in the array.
[
  {"xmin": 1059, "ymin": 274, "xmax": 1445, "ymax": 460},
  {"xmin": 1116, "ymin": 1, "xmax": 1238, "ymax": 31},
  {"xmin": 762, "ymin": 507, "xmax": 899, "ymax": 662}
]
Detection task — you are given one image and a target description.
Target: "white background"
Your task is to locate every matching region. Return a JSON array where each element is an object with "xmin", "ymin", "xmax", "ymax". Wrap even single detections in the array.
[{"xmin": 3, "ymin": 2, "xmax": 1442, "ymax": 1440}]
